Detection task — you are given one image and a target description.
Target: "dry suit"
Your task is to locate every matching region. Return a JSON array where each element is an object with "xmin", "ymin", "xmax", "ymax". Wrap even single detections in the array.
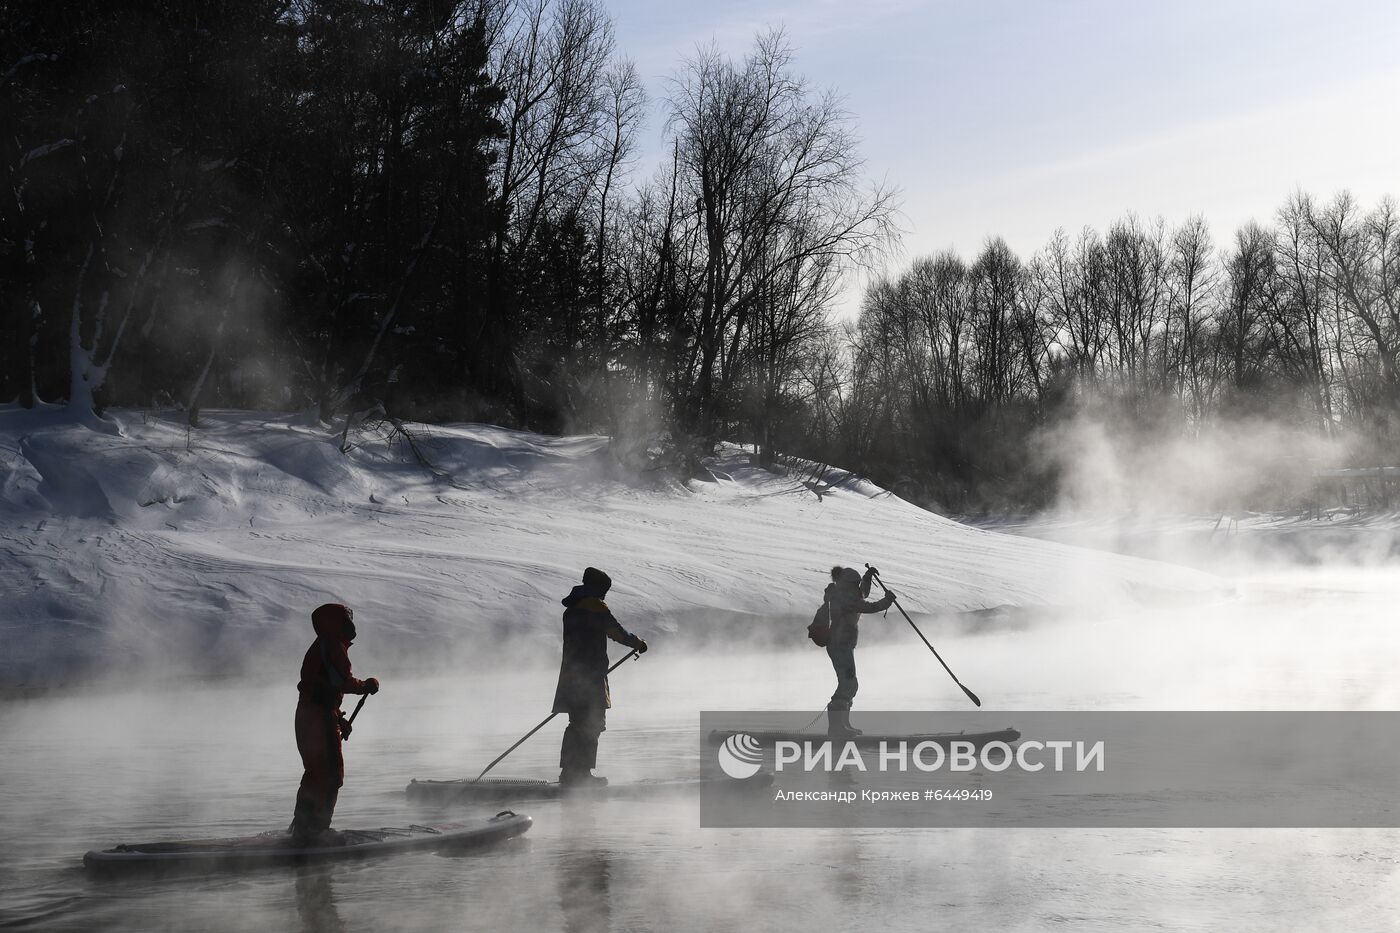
[{"xmin": 289, "ymin": 603, "xmax": 375, "ymax": 841}]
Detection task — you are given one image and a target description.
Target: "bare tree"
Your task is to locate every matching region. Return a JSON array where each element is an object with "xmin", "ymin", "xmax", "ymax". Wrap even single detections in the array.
[
  {"xmin": 1307, "ymin": 192, "xmax": 1400, "ymax": 421},
  {"xmin": 1163, "ymin": 216, "xmax": 1216, "ymax": 421},
  {"xmin": 1217, "ymin": 222, "xmax": 1279, "ymax": 400},
  {"xmin": 1273, "ymin": 193, "xmax": 1336, "ymax": 432},
  {"xmin": 665, "ymin": 29, "xmax": 897, "ymax": 437}
]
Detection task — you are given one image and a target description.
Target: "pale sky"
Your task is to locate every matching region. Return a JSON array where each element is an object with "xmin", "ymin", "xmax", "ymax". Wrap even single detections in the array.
[{"xmin": 607, "ymin": 0, "xmax": 1400, "ymax": 315}]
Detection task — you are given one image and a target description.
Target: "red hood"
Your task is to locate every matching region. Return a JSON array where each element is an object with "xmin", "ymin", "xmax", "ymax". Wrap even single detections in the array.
[{"xmin": 312, "ymin": 603, "xmax": 353, "ymax": 642}]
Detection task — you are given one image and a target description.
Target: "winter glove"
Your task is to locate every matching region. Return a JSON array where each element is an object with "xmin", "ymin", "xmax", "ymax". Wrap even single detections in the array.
[
  {"xmin": 364, "ymin": 677, "xmax": 380, "ymax": 695},
  {"xmin": 338, "ymin": 714, "xmax": 353, "ymax": 741},
  {"xmin": 630, "ymin": 636, "xmax": 648, "ymax": 654}
]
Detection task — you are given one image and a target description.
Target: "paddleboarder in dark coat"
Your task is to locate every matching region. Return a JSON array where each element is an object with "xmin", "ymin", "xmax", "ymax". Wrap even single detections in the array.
[
  {"xmin": 818, "ymin": 566, "xmax": 894, "ymax": 737},
  {"xmin": 289, "ymin": 603, "xmax": 379, "ymax": 845},
  {"xmin": 553, "ymin": 568, "xmax": 647, "ymax": 786}
]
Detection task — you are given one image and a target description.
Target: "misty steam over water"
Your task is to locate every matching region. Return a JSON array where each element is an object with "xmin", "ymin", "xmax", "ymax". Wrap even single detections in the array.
[
  {"xmin": 5, "ymin": 565, "xmax": 1400, "ymax": 930},
  {"xmin": 6, "ymin": 0, "xmax": 1400, "ymax": 927}
]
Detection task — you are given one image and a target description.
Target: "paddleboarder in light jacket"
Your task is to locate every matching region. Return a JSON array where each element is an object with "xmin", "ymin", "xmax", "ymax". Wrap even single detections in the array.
[
  {"xmin": 817, "ymin": 566, "xmax": 894, "ymax": 737},
  {"xmin": 289, "ymin": 603, "xmax": 379, "ymax": 846},
  {"xmin": 552, "ymin": 567, "xmax": 648, "ymax": 786}
]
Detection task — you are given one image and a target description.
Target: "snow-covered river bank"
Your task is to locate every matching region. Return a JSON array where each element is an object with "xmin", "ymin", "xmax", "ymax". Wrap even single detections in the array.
[{"xmin": 1, "ymin": 407, "xmax": 1224, "ymax": 688}]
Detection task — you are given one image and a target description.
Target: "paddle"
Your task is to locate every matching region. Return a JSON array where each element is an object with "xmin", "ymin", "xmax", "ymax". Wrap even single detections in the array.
[
  {"xmin": 865, "ymin": 564, "xmax": 982, "ymax": 707},
  {"xmin": 472, "ymin": 649, "xmax": 641, "ymax": 783},
  {"xmin": 340, "ymin": 692, "xmax": 370, "ymax": 742}
]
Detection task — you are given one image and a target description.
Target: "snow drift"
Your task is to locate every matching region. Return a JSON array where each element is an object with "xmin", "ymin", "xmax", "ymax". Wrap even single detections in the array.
[{"xmin": 0, "ymin": 406, "xmax": 1225, "ymax": 687}]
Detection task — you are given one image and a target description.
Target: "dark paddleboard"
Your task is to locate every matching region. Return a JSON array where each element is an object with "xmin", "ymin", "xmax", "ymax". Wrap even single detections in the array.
[
  {"xmin": 406, "ymin": 773, "xmax": 773, "ymax": 805},
  {"xmin": 83, "ymin": 810, "xmax": 531, "ymax": 875},
  {"xmin": 707, "ymin": 728, "xmax": 1021, "ymax": 748}
]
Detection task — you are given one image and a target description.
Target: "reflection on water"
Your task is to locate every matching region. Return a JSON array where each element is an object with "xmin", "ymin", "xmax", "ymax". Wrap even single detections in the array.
[
  {"xmin": 295, "ymin": 869, "xmax": 345, "ymax": 933},
  {"xmin": 4, "ymin": 569, "xmax": 1400, "ymax": 930},
  {"xmin": 830, "ymin": 838, "xmax": 868, "ymax": 906},
  {"xmin": 557, "ymin": 804, "xmax": 611, "ymax": 933}
]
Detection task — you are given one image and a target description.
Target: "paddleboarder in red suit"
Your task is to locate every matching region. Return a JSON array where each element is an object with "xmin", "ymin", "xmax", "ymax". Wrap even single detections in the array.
[{"xmin": 289, "ymin": 603, "xmax": 379, "ymax": 845}]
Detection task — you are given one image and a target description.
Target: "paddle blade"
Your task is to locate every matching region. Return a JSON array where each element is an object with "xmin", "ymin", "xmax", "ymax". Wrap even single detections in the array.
[{"xmin": 960, "ymin": 684, "xmax": 982, "ymax": 707}]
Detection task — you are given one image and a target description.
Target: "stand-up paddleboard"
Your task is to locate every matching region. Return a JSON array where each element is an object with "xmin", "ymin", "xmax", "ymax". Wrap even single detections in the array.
[
  {"xmin": 406, "ymin": 773, "xmax": 773, "ymax": 805},
  {"xmin": 707, "ymin": 728, "xmax": 1021, "ymax": 748},
  {"xmin": 83, "ymin": 810, "xmax": 531, "ymax": 875}
]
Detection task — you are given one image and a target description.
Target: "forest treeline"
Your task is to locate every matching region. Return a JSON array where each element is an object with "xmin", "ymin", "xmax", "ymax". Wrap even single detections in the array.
[
  {"xmin": 3, "ymin": 0, "xmax": 1397, "ymax": 510},
  {"xmin": 843, "ymin": 196, "xmax": 1400, "ymax": 510},
  {"xmin": 1, "ymin": 1, "xmax": 892, "ymax": 441}
]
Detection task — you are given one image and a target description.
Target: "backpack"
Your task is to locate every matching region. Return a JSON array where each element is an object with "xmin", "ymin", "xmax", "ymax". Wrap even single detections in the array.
[{"xmin": 806, "ymin": 602, "xmax": 831, "ymax": 647}]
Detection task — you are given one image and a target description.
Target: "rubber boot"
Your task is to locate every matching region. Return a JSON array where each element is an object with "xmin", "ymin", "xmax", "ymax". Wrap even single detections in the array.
[
  {"xmin": 559, "ymin": 769, "xmax": 609, "ymax": 788},
  {"xmin": 827, "ymin": 709, "xmax": 859, "ymax": 738},
  {"xmin": 289, "ymin": 826, "xmax": 345, "ymax": 849}
]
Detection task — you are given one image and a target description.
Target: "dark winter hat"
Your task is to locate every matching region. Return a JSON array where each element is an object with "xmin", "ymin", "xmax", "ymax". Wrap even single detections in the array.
[{"xmin": 582, "ymin": 567, "xmax": 612, "ymax": 592}]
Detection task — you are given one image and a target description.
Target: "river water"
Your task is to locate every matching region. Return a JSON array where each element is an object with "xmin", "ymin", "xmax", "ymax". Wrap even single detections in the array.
[{"xmin": 4, "ymin": 567, "xmax": 1400, "ymax": 931}]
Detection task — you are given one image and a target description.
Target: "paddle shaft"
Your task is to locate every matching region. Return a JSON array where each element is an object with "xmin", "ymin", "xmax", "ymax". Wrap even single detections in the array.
[
  {"xmin": 473, "ymin": 649, "xmax": 640, "ymax": 782},
  {"xmin": 339, "ymin": 692, "xmax": 371, "ymax": 743},
  {"xmin": 866, "ymin": 565, "xmax": 981, "ymax": 707}
]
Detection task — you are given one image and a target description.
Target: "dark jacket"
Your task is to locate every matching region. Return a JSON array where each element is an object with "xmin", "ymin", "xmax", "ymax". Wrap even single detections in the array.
[
  {"xmin": 297, "ymin": 611, "xmax": 369, "ymax": 711},
  {"xmin": 552, "ymin": 584, "xmax": 641, "ymax": 713},
  {"xmin": 824, "ymin": 568, "xmax": 895, "ymax": 649}
]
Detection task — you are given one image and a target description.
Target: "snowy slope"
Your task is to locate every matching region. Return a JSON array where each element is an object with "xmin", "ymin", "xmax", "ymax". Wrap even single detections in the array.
[{"xmin": 0, "ymin": 406, "xmax": 1225, "ymax": 685}]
